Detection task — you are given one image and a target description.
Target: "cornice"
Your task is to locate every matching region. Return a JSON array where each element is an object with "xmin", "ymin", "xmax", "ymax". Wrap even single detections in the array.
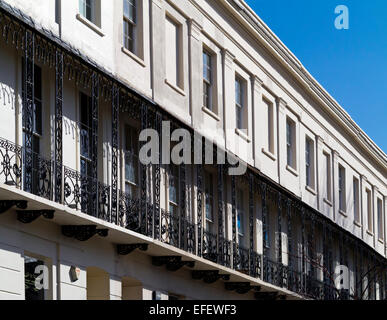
[
  {"xmin": 188, "ymin": 18, "xmax": 202, "ymax": 41},
  {"xmin": 225, "ymin": 0, "xmax": 387, "ymax": 171},
  {"xmin": 222, "ymin": 48, "xmax": 235, "ymax": 67}
]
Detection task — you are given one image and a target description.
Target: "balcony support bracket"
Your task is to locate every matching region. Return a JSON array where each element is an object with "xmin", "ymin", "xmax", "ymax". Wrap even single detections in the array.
[
  {"xmin": 192, "ymin": 270, "xmax": 230, "ymax": 284},
  {"xmin": 152, "ymin": 256, "xmax": 195, "ymax": 272},
  {"xmin": 0, "ymin": 200, "xmax": 28, "ymax": 214},
  {"xmin": 61, "ymin": 225, "xmax": 109, "ymax": 241},
  {"xmin": 225, "ymin": 282, "xmax": 261, "ymax": 295},
  {"xmin": 117, "ymin": 243, "xmax": 149, "ymax": 255},
  {"xmin": 254, "ymin": 292, "xmax": 283, "ymax": 300},
  {"xmin": 16, "ymin": 210, "xmax": 54, "ymax": 224}
]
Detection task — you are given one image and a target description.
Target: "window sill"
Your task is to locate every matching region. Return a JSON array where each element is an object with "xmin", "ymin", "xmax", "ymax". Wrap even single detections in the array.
[
  {"xmin": 202, "ymin": 107, "xmax": 220, "ymax": 122},
  {"xmin": 165, "ymin": 79, "xmax": 185, "ymax": 96},
  {"xmin": 323, "ymin": 198, "xmax": 332, "ymax": 207},
  {"xmin": 121, "ymin": 47, "xmax": 146, "ymax": 67},
  {"xmin": 286, "ymin": 165, "xmax": 298, "ymax": 177},
  {"xmin": 235, "ymin": 128, "xmax": 251, "ymax": 143},
  {"xmin": 76, "ymin": 14, "xmax": 105, "ymax": 37},
  {"xmin": 366, "ymin": 230, "xmax": 374, "ymax": 237},
  {"xmin": 305, "ymin": 185, "xmax": 317, "ymax": 196},
  {"xmin": 261, "ymin": 148, "xmax": 276, "ymax": 161},
  {"xmin": 125, "ymin": 180, "xmax": 138, "ymax": 188},
  {"xmin": 339, "ymin": 209, "xmax": 347, "ymax": 218},
  {"xmin": 378, "ymin": 238, "xmax": 384, "ymax": 245},
  {"xmin": 354, "ymin": 220, "xmax": 362, "ymax": 228}
]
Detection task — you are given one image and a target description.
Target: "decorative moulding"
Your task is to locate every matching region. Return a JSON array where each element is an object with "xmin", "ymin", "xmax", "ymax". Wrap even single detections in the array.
[{"xmin": 76, "ymin": 14, "xmax": 105, "ymax": 37}]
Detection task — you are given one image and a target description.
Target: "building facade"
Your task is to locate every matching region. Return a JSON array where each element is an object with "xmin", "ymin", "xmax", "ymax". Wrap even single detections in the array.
[{"xmin": 0, "ymin": 0, "xmax": 386, "ymax": 300}]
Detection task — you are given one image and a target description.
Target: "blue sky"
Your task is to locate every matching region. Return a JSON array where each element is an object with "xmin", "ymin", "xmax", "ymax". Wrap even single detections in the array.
[{"xmin": 245, "ymin": 0, "xmax": 387, "ymax": 153}]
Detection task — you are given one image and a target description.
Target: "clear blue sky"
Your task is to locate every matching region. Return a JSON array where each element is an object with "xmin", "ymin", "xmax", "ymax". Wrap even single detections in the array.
[{"xmin": 245, "ymin": 0, "xmax": 387, "ymax": 154}]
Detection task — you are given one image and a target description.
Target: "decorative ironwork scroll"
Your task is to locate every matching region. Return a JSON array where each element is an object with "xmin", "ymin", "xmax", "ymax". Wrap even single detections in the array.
[
  {"xmin": 90, "ymin": 72, "xmax": 99, "ymax": 217},
  {"xmin": 217, "ymin": 154, "xmax": 224, "ymax": 264},
  {"xmin": 23, "ymin": 30, "xmax": 34, "ymax": 193},
  {"xmin": 231, "ymin": 175, "xmax": 236, "ymax": 268},
  {"xmin": 140, "ymin": 102, "xmax": 148, "ymax": 234},
  {"xmin": 248, "ymin": 173, "xmax": 254, "ymax": 276},
  {"xmin": 55, "ymin": 50, "xmax": 63, "ymax": 203},
  {"xmin": 196, "ymin": 137, "xmax": 204, "ymax": 256},
  {"xmin": 111, "ymin": 84, "xmax": 119, "ymax": 224},
  {"xmin": 153, "ymin": 112, "xmax": 162, "ymax": 239}
]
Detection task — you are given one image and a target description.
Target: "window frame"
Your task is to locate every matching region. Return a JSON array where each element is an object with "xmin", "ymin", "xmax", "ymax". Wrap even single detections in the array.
[
  {"xmin": 264, "ymin": 97, "xmax": 275, "ymax": 154},
  {"xmin": 79, "ymin": 92, "xmax": 93, "ymax": 180},
  {"xmin": 286, "ymin": 117, "xmax": 296, "ymax": 170},
  {"xmin": 323, "ymin": 151, "xmax": 332, "ymax": 202},
  {"xmin": 305, "ymin": 137, "xmax": 315, "ymax": 189},
  {"xmin": 204, "ymin": 170, "xmax": 215, "ymax": 232},
  {"xmin": 24, "ymin": 253, "xmax": 52, "ymax": 300},
  {"xmin": 165, "ymin": 14, "xmax": 183, "ymax": 90},
  {"xmin": 168, "ymin": 164, "xmax": 179, "ymax": 217},
  {"xmin": 123, "ymin": 124, "xmax": 139, "ymax": 197},
  {"xmin": 236, "ymin": 188, "xmax": 245, "ymax": 245},
  {"xmin": 377, "ymin": 198, "xmax": 384, "ymax": 241},
  {"xmin": 338, "ymin": 164, "xmax": 346, "ymax": 213},
  {"xmin": 79, "ymin": 0, "xmax": 94, "ymax": 23},
  {"xmin": 123, "ymin": 0, "xmax": 136, "ymax": 53},
  {"xmin": 353, "ymin": 177, "xmax": 360, "ymax": 223},
  {"xmin": 235, "ymin": 76, "xmax": 245, "ymax": 130},
  {"xmin": 366, "ymin": 188, "xmax": 373, "ymax": 233},
  {"xmin": 202, "ymin": 50, "xmax": 213, "ymax": 111}
]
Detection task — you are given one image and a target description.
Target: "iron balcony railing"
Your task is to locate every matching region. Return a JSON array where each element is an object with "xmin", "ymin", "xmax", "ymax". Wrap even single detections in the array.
[{"xmin": 0, "ymin": 137, "xmax": 356, "ymax": 300}]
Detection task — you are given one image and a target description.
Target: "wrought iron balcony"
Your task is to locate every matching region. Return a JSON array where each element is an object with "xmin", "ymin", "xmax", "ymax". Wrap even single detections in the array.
[
  {"xmin": 202, "ymin": 230, "xmax": 218, "ymax": 263},
  {"xmin": 0, "ymin": 137, "xmax": 381, "ymax": 300}
]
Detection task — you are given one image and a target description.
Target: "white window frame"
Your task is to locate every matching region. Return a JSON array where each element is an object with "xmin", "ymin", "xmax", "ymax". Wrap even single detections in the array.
[
  {"xmin": 353, "ymin": 177, "xmax": 360, "ymax": 223},
  {"xmin": 123, "ymin": 0, "xmax": 136, "ymax": 53},
  {"xmin": 168, "ymin": 164, "xmax": 179, "ymax": 217},
  {"xmin": 204, "ymin": 170, "xmax": 215, "ymax": 233},
  {"xmin": 286, "ymin": 117, "xmax": 297, "ymax": 170},
  {"xmin": 236, "ymin": 188, "xmax": 245, "ymax": 246},
  {"xmin": 305, "ymin": 136, "xmax": 315, "ymax": 190},
  {"xmin": 203, "ymin": 50, "xmax": 213, "ymax": 111},
  {"xmin": 235, "ymin": 76, "xmax": 245, "ymax": 130},
  {"xmin": 338, "ymin": 164, "xmax": 346, "ymax": 213},
  {"xmin": 366, "ymin": 188, "xmax": 373, "ymax": 233},
  {"xmin": 123, "ymin": 125, "xmax": 139, "ymax": 197},
  {"xmin": 323, "ymin": 151, "xmax": 332, "ymax": 203},
  {"xmin": 377, "ymin": 198, "xmax": 384, "ymax": 241}
]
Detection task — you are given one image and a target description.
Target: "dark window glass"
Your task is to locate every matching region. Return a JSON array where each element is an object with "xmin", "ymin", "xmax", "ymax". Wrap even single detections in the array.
[
  {"xmin": 25, "ymin": 256, "xmax": 45, "ymax": 300},
  {"xmin": 203, "ymin": 51, "xmax": 212, "ymax": 110},
  {"xmin": 123, "ymin": 0, "xmax": 136, "ymax": 53}
]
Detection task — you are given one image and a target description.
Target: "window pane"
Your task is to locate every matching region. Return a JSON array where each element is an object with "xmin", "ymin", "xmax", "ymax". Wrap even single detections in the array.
[
  {"xmin": 205, "ymin": 197, "xmax": 213, "ymax": 221},
  {"xmin": 165, "ymin": 17, "xmax": 179, "ymax": 86},
  {"xmin": 203, "ymin": 52, "xmax": 211, "ymax": 82},
  {"xmin": 169, "ymin": 165, "xmax": 179, "ymax": 205},
  {"xmin": 25, "ymin": 256, "xmax": 46, "ymax": 300},
  {"xmin": 123, "ymin": 0, "xmax": 129, "ymax": 18},
  {"xmin": 79, "ymin": 0, "xmax": 85, "ymax": 17},
  {"xmin": 286, "ymin": 120, "xmax": 294, "ymax": 167},
  {"xmin": 237, "ymin": 189, "xmax": 244, "ymax": 236},
  {"xmin": 286, "ymin": 121, "xmax": 291, "ymax": 146},
  {"xmin": 378, "ymin": 199, "xmax": 383, "ymax": 239},
  {"xmin": 124, "ymin": 0, "xmax": 136, "ymax": 22},
  {"xmin": 125, "ymin": 154, "xmax": 137, "ymax": 183},
  {"xmin": 203, "ymin": 82, "xmax": 209, "ymax": 108},
  {"xmin": 235, "ymin": 79, "xmax": 242, "ymax": 105},
  {"xmin": 236, "ymin": 106, "xmax": 242, "ymax": 129},
  {"xmin": 125, "ymin": 126, "xmax": 138, "ymax": 185},
  {"xmin": 86, "ymin": 0, "xmax": 92, "ymax": 21},
  {"xmin": 205, "ymin": 172, "xmax": 213, "ymax": 221},
  {"xmin": 237, "ymin": 210, "xmax": 244, "ymax": 235}
]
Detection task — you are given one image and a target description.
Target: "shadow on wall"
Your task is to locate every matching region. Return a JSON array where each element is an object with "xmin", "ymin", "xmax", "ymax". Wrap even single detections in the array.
[
  {"xmin": 122, "ymin": 276, "xmax": 143, "ymax": 300},
  {"xmin": 86, "ymin": 266, "xmax": 110, "ymax": 300}
]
